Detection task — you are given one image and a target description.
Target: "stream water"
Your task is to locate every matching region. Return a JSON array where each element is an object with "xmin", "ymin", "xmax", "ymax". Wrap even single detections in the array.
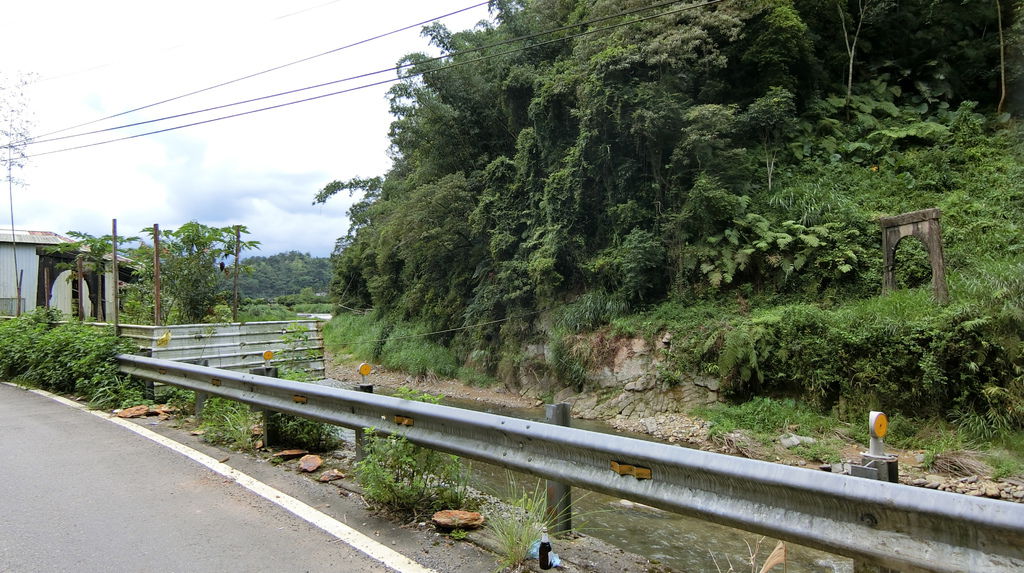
[
  {"xmin": 444, "ymin": 399, "xmax": 852, "ymax": 572},
  {"xmin": 359, "ymin": 390, "xmax": 854, "ymax": 573}
]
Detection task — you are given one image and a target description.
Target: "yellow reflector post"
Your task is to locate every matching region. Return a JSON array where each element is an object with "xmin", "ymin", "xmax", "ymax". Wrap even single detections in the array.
[{"xmin": 870, "ymin": 411, "xmax": 888, "ymax": 439}]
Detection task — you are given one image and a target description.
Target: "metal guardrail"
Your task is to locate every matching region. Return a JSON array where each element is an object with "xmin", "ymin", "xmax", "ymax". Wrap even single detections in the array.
[
  {"xmin": 117, "ymin": 354, "xmax": 1024, "ymax": 572},
  {"xmin": 117, "ymin": 321, "xmax": 325, "ymax": 377}
]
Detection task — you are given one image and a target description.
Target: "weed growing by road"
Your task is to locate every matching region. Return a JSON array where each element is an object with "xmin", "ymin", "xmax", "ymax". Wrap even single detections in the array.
[
  {"xmin": 199, "ymin": 397, "xmax": 258, "ymax": 450},
  {"xmin": 484, "ymin": 474, "xmax": 561, "ymax": 572},
  {"xmin": 354, "ymin": 388, "xmax": 470, "ymax": 518},
  {"xmin": 265, "ymin": 411, "xmax": 341, "ymax": 451}
]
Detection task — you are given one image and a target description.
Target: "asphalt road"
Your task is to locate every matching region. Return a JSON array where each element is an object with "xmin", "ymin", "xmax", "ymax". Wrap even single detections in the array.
[{"xmin": 0, "ymin": 383, "xmax": 404, "ymax": 573}]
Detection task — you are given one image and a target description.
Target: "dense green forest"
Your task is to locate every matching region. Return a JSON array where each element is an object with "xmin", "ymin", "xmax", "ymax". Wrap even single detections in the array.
[
  {"xmin": 318, "ymin": 0, "xmax": 1024, "ymax": 434},
  {"xmin": 235, "ymin": 251, "xmax": 331, "ymax": 300}
]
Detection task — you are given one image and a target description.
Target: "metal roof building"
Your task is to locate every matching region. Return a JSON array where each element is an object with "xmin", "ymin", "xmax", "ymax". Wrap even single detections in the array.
[{"xmin": 0, "ymin": 229, "xmax": 116, "ymax": 318}]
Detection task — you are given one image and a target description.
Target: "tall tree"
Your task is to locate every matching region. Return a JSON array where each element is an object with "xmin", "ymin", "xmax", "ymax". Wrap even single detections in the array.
[{"xmin": 138, "ymin": 222, "xmax": 259, "ymax": 324}]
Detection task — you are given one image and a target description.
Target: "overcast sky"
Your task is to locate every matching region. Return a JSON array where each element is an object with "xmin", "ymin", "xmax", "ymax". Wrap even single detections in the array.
[{"xmin": 2, "ymin": 0, "xmax": 491, "ymax": 257}]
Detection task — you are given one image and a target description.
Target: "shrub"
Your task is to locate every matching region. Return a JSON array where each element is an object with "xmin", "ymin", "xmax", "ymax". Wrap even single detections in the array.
[
  {"xmin": 0, "ymin": 310, "xmax": 140, "ymax": 405},
  {"xmin": 266, "ymin": 412, "xmax": 341, "ymax": 452},
  {"xmin": 354, "ymin": 388, "xmax": 469, "ymax": 517}
]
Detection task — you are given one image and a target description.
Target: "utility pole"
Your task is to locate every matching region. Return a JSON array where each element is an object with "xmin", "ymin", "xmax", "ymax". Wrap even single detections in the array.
[
  {"xmin": 7, "ymin": 120, "xmax": 20, "ymax": 316},
  {"xmin": 112, "ymin": 219, "xmax": 120, "ymax": 335},
  {"xmin": 153, "ymin": 224, "xmax": 162, "ymax": 326},
  {"xmin": 232, "ymin": 225, "xmax": 241, "ymax": 322}
]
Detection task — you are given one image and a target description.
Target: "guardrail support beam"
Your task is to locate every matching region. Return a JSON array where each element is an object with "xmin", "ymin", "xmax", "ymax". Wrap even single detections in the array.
[
  {"xmin": 354, "ymin": 384, "xmax": 374, "ymax": 462},
  {"xmin": 195, "ymin": 390, "xmax": 209, "ymax": 420},
  {"xmin": 545, "ymin": 402, "xmax": 572, "ymax": 535}
]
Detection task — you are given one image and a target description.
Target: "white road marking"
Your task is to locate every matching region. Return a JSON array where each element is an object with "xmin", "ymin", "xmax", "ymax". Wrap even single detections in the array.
[{"xmin": 9, "ymin": 383, "xmax": 436, "ymax": 573}]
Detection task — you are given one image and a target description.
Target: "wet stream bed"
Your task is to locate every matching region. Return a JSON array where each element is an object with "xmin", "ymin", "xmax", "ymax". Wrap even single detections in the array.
[
  {"xmin": 325, "ymin": 381, "xmax": 852, "ymax": 572},
  {"xmin": 439, "ymin": 397, "xmax": 853, "ymax": 573}
]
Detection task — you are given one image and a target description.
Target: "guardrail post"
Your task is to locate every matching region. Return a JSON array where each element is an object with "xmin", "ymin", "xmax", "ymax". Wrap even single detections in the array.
[
  {"xmin": 195, "ymin": 391, "xmax": 208, "ymax": 420},
  {"xmin": 188, "ymin": 359, "xmax": 211, "ymax": 420},
  {"xmin": 545, "ymin": 402, "xmax": 572, "ymax": 535},
  {"xmin": 354, "ymin": 384, "xmax": 374, "ymax": 462},
  {"xmin": 251, "ymin": 366, "xmax": 280, "ymax": 448}
]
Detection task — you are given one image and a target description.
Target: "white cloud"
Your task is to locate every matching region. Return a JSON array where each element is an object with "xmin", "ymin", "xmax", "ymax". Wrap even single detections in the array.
[{"xmin": 3, "ymin": 0, "xmax": 489, "ymax": 256}]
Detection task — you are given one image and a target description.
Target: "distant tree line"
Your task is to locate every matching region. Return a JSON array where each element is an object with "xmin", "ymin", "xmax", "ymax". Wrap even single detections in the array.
[{"xmin": 235, "ymin": 251, "xmax": 332, "ymax": 301}]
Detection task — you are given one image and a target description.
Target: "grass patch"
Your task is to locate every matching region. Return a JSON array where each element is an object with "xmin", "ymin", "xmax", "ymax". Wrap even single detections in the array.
[
  {"xmin": 382, "ymin": 323, "xmax": 459, "ymax": 378},
  {"xmin": 325, "ymin": 314, "xmax": 472, "ymax": 381},
  {"xmin": 694, "ymin": 397, "xmax": 842, "ymax": 442},
  {"xmin": 485, "ymin": 476, "xmax": 549, "ymax": 572},
  {"xmin": 237, "ymin": 303, "xmax": 299, "ymax": 322},
  {"xmin": 987, "ymin": 448, "xmax": 1024, "ymax": 480},
  {"xmin": 324, "ymin": 313, "xmax": 385, "ymax": 359},
  {"xmin": 199, "ymin": 397, "xmax": 258, "ymax": 451}
]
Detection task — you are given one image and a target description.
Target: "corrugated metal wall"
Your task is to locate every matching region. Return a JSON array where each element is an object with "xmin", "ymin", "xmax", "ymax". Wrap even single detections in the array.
[
  {"xmin": 0, "ymin": 244, "xmax": 39, "ymax": 314},
  {"xmin": 119, "ymin": 320, "xmax": 325, "ymax": 378}
]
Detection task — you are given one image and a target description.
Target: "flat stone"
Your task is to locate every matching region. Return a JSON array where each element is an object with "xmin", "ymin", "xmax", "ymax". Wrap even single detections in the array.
[
  {"xmin": 318, "ymin": 468, "xmax": 345, "ymax": 482},
  {"xmin": 152, "ymin": 405, "xmax": 177, "ymax": 416},
  {"xmin": 298, "ymin": 454, "xmax": 323, "ymax": 472},
  {"xmin": 272, "ymin": 449, "xmax": 308, "ymax": 460},
  {"xmin": 116, "ymin": 405, "xmax": 151, "ymax": 418},
  {"xmin": 779, "ymin": 434, "xmax": 816, "ymax": 449},
  {"xmin": 431, "ymin": 510, "xmax": 485, "ymax": 531},
  {"xmin": 1013, "ymin": 490, "xmax": 1024, "ymax": 499}
]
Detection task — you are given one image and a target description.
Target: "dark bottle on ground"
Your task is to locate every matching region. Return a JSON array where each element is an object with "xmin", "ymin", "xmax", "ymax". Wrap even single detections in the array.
[{"xmin": 539, "ymin": 528, "xmax": 552, "ymax": 570}]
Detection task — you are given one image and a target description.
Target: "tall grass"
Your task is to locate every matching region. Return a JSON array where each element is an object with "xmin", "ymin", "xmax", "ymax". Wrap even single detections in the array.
[
  {"xmin": 199, "ymin": 397, "xmax": 258, "ymax": 450},
  {"xmin": 485, "ymin": 476, "xmax": 549, "ymax": 572},
  {"xmin": 325, "ymin": 314, "xmax": 461, "ymax": 378}
]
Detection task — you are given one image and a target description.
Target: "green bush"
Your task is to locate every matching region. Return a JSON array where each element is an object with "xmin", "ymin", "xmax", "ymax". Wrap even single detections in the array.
[
  {"xmin": 266, "ymin": 411, "xmax": 341, "ymax": 452},
  {"xmin": 0, "ymin": 310, "xmax": 141, "ymax": 405},
  {"xmin": 695, "ymin": 397, "xmax": 841, "ymax": 441},
  {"xmin": 354, "ymin": 388, "xmax": 469, "ymax": 517}
]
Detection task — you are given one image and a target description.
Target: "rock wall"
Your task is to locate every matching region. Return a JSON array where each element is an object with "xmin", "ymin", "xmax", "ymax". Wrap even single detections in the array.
[{"xmin": 518, "ymin": 333, "xmax": 722, "ymax": 421}]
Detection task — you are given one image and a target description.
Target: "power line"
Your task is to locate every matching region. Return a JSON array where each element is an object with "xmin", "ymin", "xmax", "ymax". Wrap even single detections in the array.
[
  {"xmin": 30, "ymin": 0, "xmax": 699, "ymax": 148},
  {"xmin": 28, "ymin": 1, "xmax": 491, "ymax": 142},
  {"xmin": 27, "ymin": 0, "xmax": 725, "ymax": 158}
]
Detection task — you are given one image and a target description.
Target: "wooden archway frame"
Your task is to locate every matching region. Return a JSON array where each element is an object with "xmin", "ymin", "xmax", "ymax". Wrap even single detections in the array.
[{"xmin": 880, "ymin": 208, "xmax": 949, "ymax": 303}]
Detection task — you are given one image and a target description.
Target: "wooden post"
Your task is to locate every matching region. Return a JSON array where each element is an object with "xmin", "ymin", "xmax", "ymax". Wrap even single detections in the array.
[
  {"xmin": 95, "ymin": 274, "xmax": 104, "ymax": 322},
  {"xmin": 153, "ymin": 224, "xmax": 162, "ymax": 326},
  {"xmin": 43, "ymin": 266, "xmax": 51, "ymax": 308},
  {"xmin": 232, "ymin": 225, "xmax": 241, "ymax": 322},
  {"xmin": 76, "ymin": 255, "xmax": 85, "ymax": 320},
  {"xmin": 112, "ymin": 219, "xmax": 120, "ymax": 335}
]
